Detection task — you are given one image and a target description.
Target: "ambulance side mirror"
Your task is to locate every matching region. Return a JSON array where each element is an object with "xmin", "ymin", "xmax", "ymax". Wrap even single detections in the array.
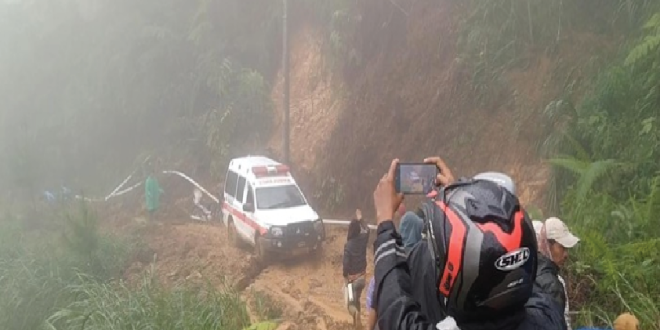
[{"xmin": 243, "ymin": 203, "xmax": 255, "ymax": 213}]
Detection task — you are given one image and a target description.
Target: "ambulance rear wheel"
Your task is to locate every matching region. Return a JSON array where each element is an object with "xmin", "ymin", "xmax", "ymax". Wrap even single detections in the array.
[{"xmin": 227, "ymin": 219, "xmax": 239, "ymax": 247}]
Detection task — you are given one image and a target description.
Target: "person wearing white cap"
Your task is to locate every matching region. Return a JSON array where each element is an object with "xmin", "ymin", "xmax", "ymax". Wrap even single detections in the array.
[
  {"xmin": 536, "ymin": 217, "xmax": 580, "ymax": 330},
  {"xmin": 544, "ymin": 217, "xmax": 580, "ymax": 256}
]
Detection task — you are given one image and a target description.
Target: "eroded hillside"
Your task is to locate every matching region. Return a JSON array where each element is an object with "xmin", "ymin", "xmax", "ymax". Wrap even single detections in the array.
[{"xmin": 268, "ymin": 0, "xmax": 619, "ymax": 213}]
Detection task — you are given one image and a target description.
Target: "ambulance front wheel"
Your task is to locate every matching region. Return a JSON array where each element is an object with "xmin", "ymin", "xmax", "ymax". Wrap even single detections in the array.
[{"xmin": 254, "ymin": 236, "xmax": 269, "ymax": 265}]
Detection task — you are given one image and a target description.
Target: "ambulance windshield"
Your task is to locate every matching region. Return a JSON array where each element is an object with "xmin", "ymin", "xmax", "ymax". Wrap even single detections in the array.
[{"xmin": 255, "ymin": 185, "xmax": 306, "ymax": 210}]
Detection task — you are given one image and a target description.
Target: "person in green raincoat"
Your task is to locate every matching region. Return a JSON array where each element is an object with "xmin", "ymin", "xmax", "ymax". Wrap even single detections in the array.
[
  {"xmin": 144, "ymin": 163, "xmax": 163, "ymax": 219},
  {"xmin": 242, "ymin": 321, "xmax": 279, "ymax": 330}
]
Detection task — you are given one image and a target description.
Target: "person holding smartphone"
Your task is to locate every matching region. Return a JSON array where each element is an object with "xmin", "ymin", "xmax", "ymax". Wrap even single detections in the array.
[
  {"xmin": 371, "ymin": 157, "xmax": 565, "ymax": 330},
  {"xmin": 366, "ymin": 203, "xmax": 422, "ymax": 330}
]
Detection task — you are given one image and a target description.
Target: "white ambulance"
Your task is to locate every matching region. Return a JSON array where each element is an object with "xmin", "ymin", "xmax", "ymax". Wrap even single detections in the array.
[{"xmin": 221, "ymin": 156, "xmax": 325, "ymax": 262}]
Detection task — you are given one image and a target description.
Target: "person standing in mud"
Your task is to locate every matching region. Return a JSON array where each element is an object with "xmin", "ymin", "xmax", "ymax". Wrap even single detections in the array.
[{"xmin": 343, "ymin": 208, "xmax": 369, "ymax": 329}]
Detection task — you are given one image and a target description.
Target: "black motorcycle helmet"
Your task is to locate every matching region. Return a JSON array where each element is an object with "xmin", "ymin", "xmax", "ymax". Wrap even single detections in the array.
[{"xmin": 421, "ymin": 178, "xmax": 538, "ymax": 322}]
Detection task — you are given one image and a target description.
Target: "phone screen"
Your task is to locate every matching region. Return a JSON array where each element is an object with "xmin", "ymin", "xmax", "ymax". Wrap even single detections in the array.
[{"xmin": 395, "ymin": 163, "xmax": 439, "ymax": 195}]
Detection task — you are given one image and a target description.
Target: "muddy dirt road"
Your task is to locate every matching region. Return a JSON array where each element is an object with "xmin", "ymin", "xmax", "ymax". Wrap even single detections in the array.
[{"xmin": 120, "ymin": 216, "xmax": 374, "ymax": 330}]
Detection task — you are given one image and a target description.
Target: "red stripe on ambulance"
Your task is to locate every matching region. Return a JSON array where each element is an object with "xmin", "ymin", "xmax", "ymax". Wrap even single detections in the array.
[{"xmin": 223, "ymin": 202, "xmax": 268, "ymax": 235}]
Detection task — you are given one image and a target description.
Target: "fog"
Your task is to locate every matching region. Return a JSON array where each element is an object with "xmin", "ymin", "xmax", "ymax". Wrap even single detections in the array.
[
  {"xmin": 0, "ymin": 0, "xmax": 278, "ymax": 200},
  {"xmin": 2, "ymin": 0, "xmax": 660, "ymax": 329}
]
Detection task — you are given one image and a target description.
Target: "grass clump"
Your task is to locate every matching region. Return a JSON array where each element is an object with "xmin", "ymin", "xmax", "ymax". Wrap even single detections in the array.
[
  {"xmin": 0, "ymin": 202, "xmax": 129, "ymax": 330},
  {"xmin": 252, "ymin": 290, "xmax": 283, "ymax": 322},
  {"xmin": 0, "ymin": 200, "xmax": 252, "ymax": 330},
  {"xmin": 47, "ymin": 273, "xmax": 250, "ymax": 330}
]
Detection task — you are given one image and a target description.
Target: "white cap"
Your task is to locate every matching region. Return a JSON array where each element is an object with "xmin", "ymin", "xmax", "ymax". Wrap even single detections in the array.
[
  {"xmin": 532, "ymin": 220, "xmax": 544, "ymax": 235},
  {"xmin": 473, "ymin": 172, "xmax": 516, "ymax": 195},
  {"xmin": 544, "ymin": 217, "xmax": 580, "ymax": 248},
  {"xmin": 436, "ymin": 316, "xmax": 459, "ymax": 330}
]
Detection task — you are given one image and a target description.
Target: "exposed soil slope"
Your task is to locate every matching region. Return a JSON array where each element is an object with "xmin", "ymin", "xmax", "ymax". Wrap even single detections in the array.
[
  {"xmin": 110, "ymin": 202, "xmax": 373, "ymax": 330},
  {"xmin": 267, "ymin": 0, "xmax": 547, "ymax": 213},
  {"xmin": 268, "ymin": 25, "xmax": 345, "ymax": 175},
  {"xmin": 267, "ymin": 0, "xmax": 618, "ymax": 214}
]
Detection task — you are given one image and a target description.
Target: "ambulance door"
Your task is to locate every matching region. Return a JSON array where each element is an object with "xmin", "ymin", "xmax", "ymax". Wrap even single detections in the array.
[
  {"xmin": 222, "ymin": 170, "xmax": 239, "ymax": 226},
  {"xmin": 243, "ymin": 183, "xmax": 257, "ymax": 245},
  {"xmin": 233, "ymin": 175, "xmax": 251, "ymax": 241}
]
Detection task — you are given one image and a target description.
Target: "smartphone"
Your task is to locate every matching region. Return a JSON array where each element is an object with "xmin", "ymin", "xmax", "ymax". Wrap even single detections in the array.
[{"xmin": 395, "ymin": 163, "xmax": 439, "ymax": 195}]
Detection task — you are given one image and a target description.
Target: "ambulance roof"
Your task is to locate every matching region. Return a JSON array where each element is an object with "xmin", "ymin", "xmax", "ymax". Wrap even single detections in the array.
[
  {"xmin": 230, "ymin": 156, "xmax": 281, "ymax": 169},
  {"xmin": 228, "ymin": 156, "xmax": 291, "ymax": 183}
]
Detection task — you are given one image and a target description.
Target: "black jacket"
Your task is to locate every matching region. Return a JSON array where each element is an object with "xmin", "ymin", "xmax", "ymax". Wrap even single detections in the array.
[
  {"xmin": 406, "ymin": 240, "xmax": 446, "ymax": 323},
  {"xmin": 373, "ymin": 220, "xmax": 567, "ymax": 330},
  {"xmin": 343, "ymin": 218, "xmax": 369, "ymax": 278},
  {"xmin": 535, "ymin": 253, "xmax": 566, "ymax": 312}
]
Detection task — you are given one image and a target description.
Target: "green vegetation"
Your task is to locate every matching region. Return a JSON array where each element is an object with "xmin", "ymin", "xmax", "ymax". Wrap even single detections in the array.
[
  {"xmin": 450, "ymin": 0, "xmax": 660, "ymax": 328},
  {"xmin": 47, "ymin": 275, "xmax": 250, "ymax": 330},
  {"xmin": 459, "ymin": 0, "xmax": 656, "ymax": 101},
  {"xmin": 542, "ymin": 9, "xmax": 660, "ymax": 330},
  {"xmin": 457, "ymin": 1, "xmax": 660, "ymax": 328},
  {"xmin": 0, "ymin": 201, "xmax": 251, "ymax": 330},
  {"xmin": 0, "ymin": 202, "xmax": 129, "ymax": 330}
]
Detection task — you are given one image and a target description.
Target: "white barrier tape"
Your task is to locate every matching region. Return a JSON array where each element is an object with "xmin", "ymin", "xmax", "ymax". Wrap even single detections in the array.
[
  {"xmin": 68, "ymin": 168, "xmax": 370, "ymax": 231},
  {"xmin": 106, "ymin": 169, "xmax": 137, "ymax": 200},
  {"xmin": 72, "ymin": 167, "xmax": 141, "ymax": 202},
  {"xmin": 72, "ymin": 170, "xmax": 219, "ymax": 205},
  {"xmin": 74, "ymin": 195, "xmax": 105, "ymax": 202},
  {"xmin": 75, "ymin": 171, "xmax": 220, "ymax": 204},
  {"xmin": 74, "ymin": 181, "xmax": 143, "ymax": 203},
  {"xmin": 161, "ymin": 170, "xmax": 220, "ymax": 204},
  {"xmin": 323, "ymin": 219, "xmax": 377, "ymax": 230},
  {"xmin": 111, "ymin": 181, "xmax": 143, "ymax": 198}
]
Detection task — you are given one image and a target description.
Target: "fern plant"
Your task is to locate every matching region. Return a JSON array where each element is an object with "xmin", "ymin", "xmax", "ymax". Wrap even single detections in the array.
[
  {"xmin": 548, "ymin": 157, "xmax": 623, "ymax": 203},
  {"xmin": 611, "ymin": 174, "xmax": 660, "ymax": 239},
  {"xmin": 625, "ymin": 12, "xmax": 660, "ymax": 67}
]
